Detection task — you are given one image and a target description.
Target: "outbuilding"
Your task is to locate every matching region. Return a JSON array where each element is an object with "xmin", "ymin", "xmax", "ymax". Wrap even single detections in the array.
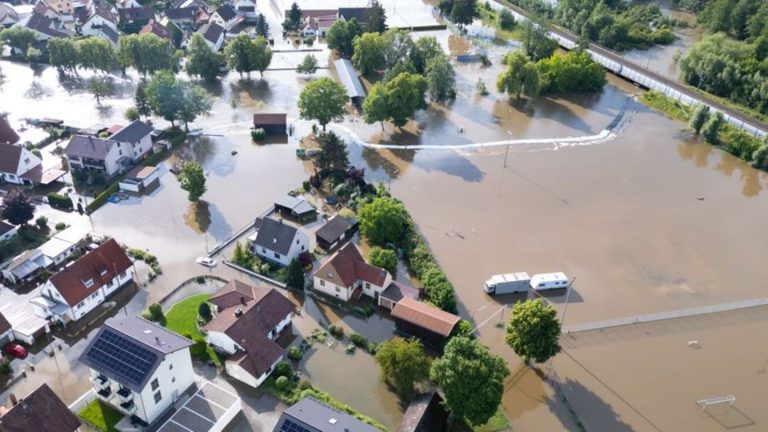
[
  {"xmin": 334, "ymin": 59, "xmax": 366, "ymax": 104},
  {"xmin": 274, "ymin": 194, "xmax": 316, "ymax": 222},
  {"xmin": 391, "ymin": 297, "xmax": 461, "ymax": 347},
  {"xmin": 315, "ymin": 214, "xmax": 357, "ymax": 251},
  {"xmin": 119, "ymin": 165, "xmax": 159, "ymax": 194},
  {"xmin": 253, "ymin": 113, "xmax": 287, "ymax": 135}
]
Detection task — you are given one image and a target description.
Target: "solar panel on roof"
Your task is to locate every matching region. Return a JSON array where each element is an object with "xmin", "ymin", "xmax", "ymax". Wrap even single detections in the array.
[
  {"xmin": 85, "ymin": 329, "xmax": 159, "ymax": 388},
  {"xmin": 278, "ymin": 419, "xmax": 314, "ymax": 432}
]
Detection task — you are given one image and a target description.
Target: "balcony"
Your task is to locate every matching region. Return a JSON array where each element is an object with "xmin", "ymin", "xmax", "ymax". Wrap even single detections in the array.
[
  {"xmin": 117, "ymin": 387, "xmax": 133, "ymax": 403},
  {"xmin": 97, "ymin": 387, "xmax": 112, "ymax": 399},
  {"xmin": 119, "ymin": 400, "xmax": 137, "ymax": 415},
  {"xmin": 91, "ymin": 374, "xmax": 110, "ymax": 390}
]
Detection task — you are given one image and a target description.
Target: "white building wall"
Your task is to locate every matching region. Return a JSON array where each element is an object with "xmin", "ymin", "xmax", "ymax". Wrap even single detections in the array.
[
  {"xmin": 81, "ymin": 15, "xmax": 117, "ymax": 36},
  {"xmin": 206, "ymin": 331, "xmax": 240, "ymax": 355},
  {"xmin": 312, "ymin": 276, "xmax": 352, "ymax": 301},
  {"xmin": 0, "ymin": 225, "xmax": 18, "ymax": 241},
  {"xmin": 130, "ymin": 134, "xmax": 152, "ymax": 160},
  {"xmin": 224, "ymin": 354, "xmax": 282, "ymax": 389},
  {"xmin": 136, "ymin": 348, "xmax": 195, "ymax": 424}
]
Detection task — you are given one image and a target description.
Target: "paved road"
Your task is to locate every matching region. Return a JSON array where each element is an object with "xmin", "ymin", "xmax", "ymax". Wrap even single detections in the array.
[{"xmin": 491, "ymin": 0, "xmax": 768, "ymax": 137}]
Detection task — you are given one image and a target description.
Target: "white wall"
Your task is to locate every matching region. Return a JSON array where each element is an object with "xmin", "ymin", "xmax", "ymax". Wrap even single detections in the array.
[
  {"xmin": 225, "ymin": 355, "xmax": 282, "ymax": 389},
  {"xmin": 206, "ymin": 331, "xmax": 240, "ymax": 355},
  {"xmin": 130, "ymin": 134, "xmax": 152, "ymax": 160},
  {"xmin": 136, "ymin": 348, "xmax": 195, "ymax": 424},
  {"xmin": 313, "ymin": 276, "xmax": 352, "ymax": 301},
  {"xmin": 0, "ymin": 225, "xmax": 18, "ymax": 241},
  {"xmin": 45, "ymin": 268, "xmax": 133, "ymax": 322},
  {"xmin": 81, "ymin": 14, "xmax": 117, "ymax": 36}
]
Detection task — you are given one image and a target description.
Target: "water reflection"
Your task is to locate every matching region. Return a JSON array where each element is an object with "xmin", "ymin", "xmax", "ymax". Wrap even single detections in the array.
[
  {"xmin": 184, "ymin": 200, "xmax": 211, "ymax": 233},
  {"xmin": 553, "ymin": 378, "xmax": 634, "ymax": 432},
  {"xmin": 678, "ymin": 140, "xmax": 768, "ymax": 197}
]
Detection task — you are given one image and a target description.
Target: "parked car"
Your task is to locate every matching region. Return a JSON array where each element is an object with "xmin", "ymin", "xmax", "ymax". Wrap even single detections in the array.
[
  {"xmin": 195, "ymin": 257, "xmax": 216, "ymax": 267},
  {"xmin": 3, "ymin": 343, "xmax": 28, "ymax": 359}
]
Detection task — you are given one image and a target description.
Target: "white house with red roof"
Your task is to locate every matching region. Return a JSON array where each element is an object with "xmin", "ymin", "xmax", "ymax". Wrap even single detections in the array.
[
  {"xmin": 203, "ymin": 280, "xmax": 295, "ymax": 388},
  {"xmin": 312, "ymin": 243, "xmax": 392, "ymax": 302},
  {"xmin": 31, "ymin": 238, "xmax": 134, "ymax": 323},
  {"xmin": 0, "ymin": 143, "xmax": 42, "ymax": 185}
]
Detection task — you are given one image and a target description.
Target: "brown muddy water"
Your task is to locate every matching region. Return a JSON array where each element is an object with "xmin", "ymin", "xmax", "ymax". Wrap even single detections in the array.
[{"xmin": 2, "ymin": 17, "xmax": 766, "ymax": 431}]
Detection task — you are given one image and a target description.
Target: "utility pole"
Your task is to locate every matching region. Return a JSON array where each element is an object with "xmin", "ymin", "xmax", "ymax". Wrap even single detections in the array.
[
  {"xmin": 504, "ymin": 130, "xmax": 513, "ymax": 168},
  {"xmin": 560, "ymin": 277, "xmax": 576, "ymax": 327}
]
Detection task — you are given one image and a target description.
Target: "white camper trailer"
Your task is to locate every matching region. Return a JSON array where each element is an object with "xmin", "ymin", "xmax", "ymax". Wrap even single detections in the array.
[{"xmin": 530, "ymin": 272, "xmax": 570, "ymax": 291}]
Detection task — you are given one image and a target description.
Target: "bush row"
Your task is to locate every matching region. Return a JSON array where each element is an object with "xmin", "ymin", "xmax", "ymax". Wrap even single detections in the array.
[
  {"xmin": 47, "ymin": 192, "xmax": 73, "ymax": 210},
  {"xmin": 86, "ymin": 182, "xmax": 119, "ymax": 214}
]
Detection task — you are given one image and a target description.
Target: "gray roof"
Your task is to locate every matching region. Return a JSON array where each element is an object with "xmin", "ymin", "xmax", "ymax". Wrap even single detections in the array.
[
  {"xmin": 200, "ymin": 22, "xmax": 224, "ymax": 45},
  {"xmin": 337, "ymin": 7, "xmax": 369, "ymax": 23},
  {"xmin": 79, "ymin": 316, "xmax": 192, "ymax": 392},
  {"xmin": 164, "ymin": 6, "xmax": 196, "ymax": 20},
  {"xmin": 274, "ymin": 397, "xmax": 380, "ymax": 432},
  {"xmin": 274, "ymin": 194, "xmax": 316, "ymax": 216},
  {"xmin": 315, "ymin": 215, "xmax": 353, "ymax": 244},
  {"xmin": 254, "ymin": 217, "xmax": 299, "ymax": 255},
  {"xmin": 64, "ymin": 135, "xmax": 118, "ymax": 160},
  {"xmin": 334, "ymin": 59, "xmax": 365, "ymax": 99},
  {"xmin": 24, "ymin": 13, "xmax": 68, "ymax": 38},
  {"xmin": 0, "ymin": 220, "xmax": 15, "ymax": 237},
  {"xmin": 214, "ymin": 4, "xmax": 236, "ymax": 21},
  {"xmin": 98, "ymin": 25, "xmax": 119, "ymax": 44},
  {"xmin": 110, "ymin": 120, "xmax": 152, "ymax": 143}
]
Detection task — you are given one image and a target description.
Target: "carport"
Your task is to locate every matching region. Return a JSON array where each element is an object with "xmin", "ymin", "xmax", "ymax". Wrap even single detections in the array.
[{"xmin": 157, "ymin": 382, "xmax": 242, "ymax": 432}]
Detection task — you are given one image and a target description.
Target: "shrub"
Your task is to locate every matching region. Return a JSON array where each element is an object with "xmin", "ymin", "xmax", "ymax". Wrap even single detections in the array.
[
  {"xmin": 302, "ymin": 180, "xmax": 311, "ymax": 191},
  {"xmin": 275, "ymin": 376, "xmax": 290, "ymax": 390},
  {"xmin": 146, "ymin": 303, "xmax": 165, "ymax": 323},
  {"xmin": 274, "ymin": 360, "xmax": 294, "ymax": 378},
  {"xmin": 35, "ymin": 216, "xmax": 48, "ymax": 229},
  {"xmin": 251, "ymin": 128, "xmax": 266, "ymax": 141},
  {"xmin": 86, "ymin": 182, "xmax": 119, "ymax": 213},
  {"xmin": 195, "ymin": 276, "xmax": 205, "ymax": 284},
  {"xmin": 349, "ymin": 333, "xmax": 368, "ymax": 348},
  {"xmin": 328, "ymin": 324, "xmax": 344, "ymax": 338},
  {"xmin": 498, "ymin": 8, "xmax": 515, "ymax": 30},
  {"xmin": 55, "ymin": 222, "xmax": 67, "ymax": 231},
  {"xmin": 198, "ymin": 302, "xmax": 212, "ymax": 322},
  {"xmin": 368, "ymin": 247, "xmax": 397, "ymax": 274},
  {"xmin": 287, "ymin": 345, "xmax": 303, "ymax": 361}
]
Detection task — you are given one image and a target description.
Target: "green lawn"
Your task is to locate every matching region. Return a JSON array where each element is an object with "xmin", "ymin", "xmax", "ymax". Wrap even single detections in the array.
[
  {"xmin": 78, "ymin": 400, "xmax": 123, "ymax": 432},
  {"xmin": 475, "ymin": 410, "xmax": 511, "ymax": 432},
  {"xmin": 165, "ymin": 294, "xmax": 222, "ymax": 366}
]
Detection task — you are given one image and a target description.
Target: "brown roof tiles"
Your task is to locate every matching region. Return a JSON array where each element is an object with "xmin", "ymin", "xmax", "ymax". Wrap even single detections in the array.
[
  {"xmin": 314, "ymin": 243, "xmax": 389, "ymax": 288},
  {"xmin": 391, "ymin": 298, "xmax": 460, "ymax": 337},
  {"xmin": 0, "ymin": 384, "xmax": 81, "ymax": 432}
]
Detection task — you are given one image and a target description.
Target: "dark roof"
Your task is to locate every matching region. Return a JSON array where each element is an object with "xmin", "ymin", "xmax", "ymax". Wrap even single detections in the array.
[
  {"xmin": 98, "ymin": 25, "xmax": 119, "ymax": 44},
  {"xmin": 64, "ymin": 135, "xmax": 118, "ymax": 160},
  {"xmin": 391, "ymin": 298, "xmax": 460, "ymax": 338},
  {"xmin": 0, "ymin": 114, "xmax": 19, "ymax": 145},
  {"xmin": 79, "ymin": 316, "xmax": 192, "ymax": 392},
  {"xmin": 285, "ymin": 9, "xmax": 336, "ymax": 19},
  {"xmin": 164, "ymin": 6, "xmax": 196, "ymax": 20},
  {"xmin": 315, "ymin": 215, "xmax": 353, "ymax": 245},
  {"xmin": 83, "ymin": 1, "xmax": 117, "ymax": 24},
  {"xmin": 0, "ymin": 311, "xmax": 10, "ymax": 335},
  {"xmin": 337, "ymin": 7, "xmax": 370, "ymax": 22},
  {"xmin": 140, "ymin": 19, "xmax": 171, "ymax": 39},
  {"xmin": 314, "ymin": 243, "xmax": 389, "ymax": 288},
  {"xmin": 254, "ymin": 217, "xmax": 300, "ymax": 255},
  {"xmin": 334, "ymin": 58, "xmax": 365, "ymax": 99},
  {"xmin": 205, "ymin": 280, "xmax": 295, "ymax": 379},
  {"xmin": 214, "ymin": 4, "xmax": 236, "ymax": 21},
  {"xmin": 48, "ymin": 238, "xmax": 133, "ymax": 307},
  {"xmin": 110, "ymin": 120, "xmax": 152, "ymax": 143},
  {"xmin": 171, "ymin": 0, "xmax": 205, "ymax": 8},
  {"xmin": 274, "ymin": 397, "xmax": 380, "ymax": 432},
  {"xmin": 253, "ymin": 113, "xmax": 287, "ymax": 126},
  {"xmin": 200, "ymin": 22, "xmax": 223, "ymax": 44},
  {"xmin": 381, "ymin": 281, "xmax": 419, "ymax": 304},
  {"xmin": 0, "ymin": 220, "xmax": 15, "ymax": 237},
  {"xmin": 396, "ymin": 392, "xmax": 449, "ymax": 432},
  {"xmin": 0, "ymin": 143, "xmax": 22, "ymax": 174},
  {"xmin": 0, "ymin": 384, "xmax": 81, "ymax": 432},
  {"xmin": 24, "ymin": 13, "xmax": 68, "ymax": 38},
  {"xmin": 119, "ymin": 6, "xmax": 153, "ymax": 22}
]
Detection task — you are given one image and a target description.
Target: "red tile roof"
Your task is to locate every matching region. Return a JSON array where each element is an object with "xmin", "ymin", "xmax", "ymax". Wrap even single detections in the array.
[
  {"xmin": 0, "ymin": 144, "xmax": 22, "ymax": 174},
  {"xmin": 48, "ymin": 239, "xmax": 133, "ymax": 307},
  {"xmin": 139, "ymin": 19, "xmax": 170, "ymax": 39},
  {"xmin": 314, "ymin": 243, "xmax": 389, "ymax": 288},
  {"xmin": 253, "ymin": 113, "xmax": 287, "ymax": 126},
  {"xmin": 391, "ymin": 298, "xmax": 461, "ymax": 337}
]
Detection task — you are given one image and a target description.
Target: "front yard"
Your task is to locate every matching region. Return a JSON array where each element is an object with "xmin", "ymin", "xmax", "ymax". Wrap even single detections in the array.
[
  {"xmin": 164, "ymin": 294, "xmax": 222, "ymax": 367},
  {"xmin": 78, "ymin": 399, "xmax": 123, "ymax": 432}
]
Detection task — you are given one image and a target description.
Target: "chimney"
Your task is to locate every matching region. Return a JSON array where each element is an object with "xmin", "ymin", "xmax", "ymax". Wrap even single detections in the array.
[
  {"xmin": 155, "ymin": 336, "xmax": 160, "ymax": 344},
  {"xmin": 234, "ymin": 308, "xmax": 243, "ymax": 318},
  {"xmin": 9, "ymin": 394, "xmax": 17, "ymax": 406},
  {"xmin": 240, "ymin": 296, "xmax": 246, "ymax": 305}
]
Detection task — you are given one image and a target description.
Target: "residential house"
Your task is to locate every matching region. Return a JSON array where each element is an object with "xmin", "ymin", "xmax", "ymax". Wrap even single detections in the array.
[
  {"xmin": 300, "ymin": 14, "xmax": 335, "ymax": 38},
  {"xmin": 0, "ymin": 289, "xmax": 51, "ymax": 345},
  {"xmin": 273, "ymin": 397, "xmax": 380, "ymax": 432},
  {"xmin": 32, "ymin": 0, "xmax": 62, "ymax": 20},
  {"xmin": 31, "ymin": 238, "xmax": 133, "ymax": 323},
  {"xmin": 253, "ymin": 113, "xmax": 287, "ymax": 135},
  {"xmin": 0, "ymin": 384, "xmax": 82, "ymax": 432},
  {"xmin": 118, "ymin": 165, "xmax": 159, "ymax": 194},
  {"xmin": 0, "ymin": 226, "xmax": 87, "ymax": 284},
  {"xmin": 391, "ymin": 297, "xmax": 460, "ymax": 347},
  {"xmin": 334, "ymin": 59, "xmax": 366, "ymax": 104},
  {"xmin": 0, "ymin": 113, "xmax": 19, "ymax": 144},
  {"xmin": 171, "ymin": 0, "xmax": 206, "ymax": 9},
  {"xmin": 118, "ymin": 6, "xmax": 152, "ymax": 27},
  {"xmin": 273, "ymin": 194, "xmax": 316, "ymax": 222},
  {"xmin": 42, "ymin": 0, "xmax": 75, "ymax": 16},
  {"xmin": 337, "ymin": 7, "xmax": 370, "ymax": 23},
  {"xmin": 64, "ymin": 135, "xmax": 132, "ymax": 177},
  {"xmin": 164, "ymin": 6, "xmax": 196, "ymax": 30},
  {"xmin": 109, "ymin": 120, "xmax": 153, "ymax": 160},
  {"xmin": 20, "ymin": 13, "xmax": 70, "ymax": 41},
  {"xmin": 0, "ymin": 312, "xmax": 12, "ymax": 345},
  {"xmin": 0, "ymin": 3, "xmax": 20, "ymax": 27},
  {"xmin": 0, "ymin": 143, "xmax": 42, "ymax": 185},
  {"xmin": 396, "ymin": 392, "xmax": 450, "ymax": 432},
  {"xmin": 79, "ymin": 316, "xmax": 195, "ymax": 426},
  {"xmin": 314, "ymin": 214, "xmax": 357, "ymax": 251},
  {"xmin": 0, "ymin": 250, "xmax": 45, "ymax": 285},
  {"xmin": 379, "ymin": 280, "xmax": 418, "ymax": 311},
  {"xmin": 78, "ymin": 0, "xmax": 119, "ymax": 45},
  {"xmin": 197, "ymin": 22, "xmax": 224, "ymax": 51},
  {"xmin": 247, "ymin": 217, "xmax": 309, "ymax": 267},
  {"xmin": 0, "ymin": 221, "xmax": 18, "ymax": 242},
  {"xmin": 140, "ymin": 19, "xmax": 171, "ymax": 40},
  {"xmin": 114, "ymin": 0, "xmax": 141, "ymax": 9},
  {"xmin": 209, "ymin": 4, "xmax": 238, "ymax": 31},
  {"xmin": 204, "ymin": 280, "xmax": 295, "ymax": 388},
  {"xmin": 233, "ymin": 0, "xmax": 255, "ymax": 22},
  {"xmin": 312, "ymin": 243, "xmax": 392, "ymax": 302}
]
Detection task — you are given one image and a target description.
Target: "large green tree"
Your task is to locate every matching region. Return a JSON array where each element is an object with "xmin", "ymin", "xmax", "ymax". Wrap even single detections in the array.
[
  {"xmin": 224, "ymin": 33, "xmax": 259, "ymax": 78},
  {"xmin": 326, "ymin": 18, "xmax": 361, "ymax": 57},
  {"xmin": 145, "ymin": 71, "xmax": 183, "ymax": 125},
  {"xmin": 368, "ymin": 246, "xmax": 397, "ymax": 274},
  {"xmin": 314, "ymin": 131, "xmax": 349, "ymax": 174},
  {"xmin": 87, "ymin": 76, "xmax": 113, "ymax": 105},
  {"xmin": 365, "ymin": 0, "xmax": 387, "ymax": 33},
  {"xmin": 375, "ymin": 338, "xmax": 431, "ymax": 397},
  {"xmin": 185, "ymin": 33, "xmax": 223, "ymax": 82},
  {"xmin": 0, "ymin": 27, "xmax": 37, "ymax": 58},
  {"xmin": 352, "ymin": 32, "xmax": 386, "ymax": 75},
  {"xmin": 176, "ymin": 82, "xmax": 212, "ymax": 132},
  {"xmin": 77, "ymin": 37, "xmax": 116, "ymax": 73},
  {"xmin": 358, "ymin": 197, "xmax": 409, "ymax": 246},
  {"xmin": 537, "ymin": 50, "xmax": 605, "ymax": 94},
  {"xmin": 410, "ymin": 36, "xmax": 442, "ymax": 74},
  {"xmin": 362, "ymin": 83, "xmax": 389, "ymax": 129},
  {"xmin": 47, "ymin": 38, "xmax": 79, "ymax": 74},
  {"xmin": 497, "ymin": 51, "xmax": 540, "ymax": 99},
  {"xmin": 298, "ymin": 77, "xmax": 348, "ymax": 130},
  {"xmin": 255, "ymin": 13, "xmax": 270, "ymax": 38},
  {"xmin": 382, "ymin": 72, "xmax": 427, "ymax": 128},
  {"xmin": 1, "ymin": 190, "xmax": 35, "ymax": 226},
  {"xmin": 251, "ymin": 36, "xmax": 273, "ymax": 78},
  {"xmin": 296, "ymin": 54, "xmax": 318, "ymax": 75},
  {"xmin": 176, "ymin": 160, "xmax": 207, "ymax": 202},
  {"xmin": 430, "ymin": 337, "xmax": 510, "ymax": 426},
  {"xmin": 505, "ymin": 299, "xmax": 562, "ymax": 364},
  {"xmin": 286, "ymin": 258, "xmax": 305, "ymax": 290},
  {"xmin": 450, "ymin": 0, "xmax": 478, "ymax": 28},
  {"xmin": 521, "ymin": 21, "xmax": 557, "ymax": 61},
  {"xmin": 135, "ymin": 79, "xmax": 152, "ymax": 119},
  {"xmin": 688, "ymin": 104, "xmax": 709, "ymax": 134},
  {"xmin": 426, "ymin": 54, "xmax": 456, "ymax": 102}
]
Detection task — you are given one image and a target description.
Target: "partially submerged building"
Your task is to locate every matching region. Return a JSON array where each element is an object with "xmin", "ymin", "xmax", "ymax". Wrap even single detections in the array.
[
  {"xmin": 391, "ymin": 298, "xmax": 461, "ymax": 347},
  {"xmin": 312, "ymin": 243, "xmax": 391, "ymax": 302},
  {"xmin": 334, "ymin": 59, "xmax": 366, "ymax": 104}
]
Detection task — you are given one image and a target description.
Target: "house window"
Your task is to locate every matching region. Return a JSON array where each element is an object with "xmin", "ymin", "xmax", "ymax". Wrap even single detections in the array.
[
  {"xmin": 151, "ymin": 379, "xmax": 159, "ymax": 391},
  {"xmin": 274, "ymin": 252, "xmax": 280, "ymax": 259},
  {"xmin": 83, "ymin": 278, "xmax": 94, "ymax": 288},
  {"xmin": 169, "ymin": 364, "xmax": 173, "ymax": 370},
  {"xmin": 296, "ymin": 239, "xmax": 299, "ymax": 244},
  {"xmin": 335, "ymin": 287, "xmax": 340, "ymax": 292},
  {"xmin": 301, "ymin": 245, "xmax": 305, "ymax": 251},
  {"xmin": 320, "ymin": 280, "xmax": 325, "ymax": 287},
  {"xmin": 365, "ymin": 283, "xmax": 370, "ymax": 289},
  {"xmin": 262, "ymin": 248, "xmax": 267, "ymax": 253},
  {"xmin": 154, "ymin": 391, "xmax": 162, "ymax": 403}
]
